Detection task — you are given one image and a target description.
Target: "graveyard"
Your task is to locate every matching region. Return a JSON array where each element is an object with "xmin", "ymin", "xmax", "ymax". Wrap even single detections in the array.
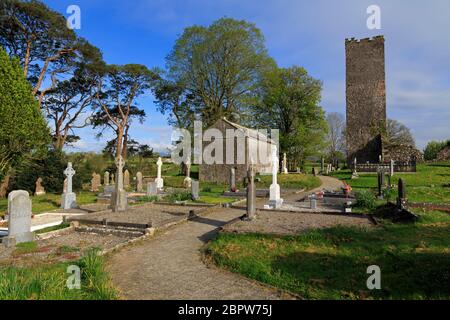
[{"xmin": 0, "ymin": 0, "xmax": 449, "ymax": 303}]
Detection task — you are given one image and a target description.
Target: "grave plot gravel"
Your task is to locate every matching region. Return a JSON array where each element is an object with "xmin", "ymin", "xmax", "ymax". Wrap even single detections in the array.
[
  {"xmin": 76, "ymin": 203, "xmax": 211, "ymax": 227},
  {"xmin": 0, "ymin": 231, "xmax": 130, "ymax": 267},
  {"xmin": 222, "ymin": 210, "xmax": 374, "ymax": 236}
]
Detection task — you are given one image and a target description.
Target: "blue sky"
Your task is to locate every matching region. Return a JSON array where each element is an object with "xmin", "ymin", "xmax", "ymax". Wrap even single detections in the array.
[{"xmin": 43, "ymin": 0, "xmax": 450, "ymax": 153}]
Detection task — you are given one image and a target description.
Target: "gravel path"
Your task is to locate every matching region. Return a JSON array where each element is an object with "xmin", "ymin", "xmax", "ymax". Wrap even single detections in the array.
[{"xmin": 106, "ymin": 207, "xmax": 292, "ymax": 300}]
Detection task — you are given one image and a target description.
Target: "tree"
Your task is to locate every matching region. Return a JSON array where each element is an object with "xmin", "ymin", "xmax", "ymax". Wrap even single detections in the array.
[
  {"xmin": 42, "ymin": 62, "xmax": 105, "ymax": 149},
  {"xmin": 0, "ymin": 0, "xmax": 102, "ymax": 105},
  {"xmin": 423, "ymin": 140, "xmax": 448, "ymax": 161},
  {"xmin": 386, "ymin": 119, "xmax": 415, "ymax": 146},
  {"xmin": 252, "ymin": 66, "xmax": 328, "ymax": 160},
  {"xmin": 326, "ymin": 112, "xmax": 346, "ymax": 165},
  {"xmin": 0, "ymin": 47, "xmax": 49, "ymax": 179},
  {"xmin": 93, "ymin": 64, "xmax": 158, "ymax": 159},
  {"xmin": 159, "ymin": 17, "xmax": 275, "ymax": 128}
]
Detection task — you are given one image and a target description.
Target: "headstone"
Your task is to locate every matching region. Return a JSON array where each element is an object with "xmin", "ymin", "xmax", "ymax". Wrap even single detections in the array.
[
  {"xmin": 397, "ymin": 178, "xmax": 407, "ymax": 209},
  {"xmin": 191, "ymin": 181, "xmax": 200, "ymax": 200},
  {"xmin": 111, "ymin": 173, "xmax": 115, "ymax": 184},
  {"xmin": 2, "ymin": 191, "xmax": 34, "ymax": 247},
  {"xmin": 390, "ymin": 159, "xmax": 394, "ymax": 177},
  {"xmin": 377, "ymin": 169, "xmax": 383, "ymax": 199},
  {"xmin": 124, "ymin": 169, "xmax": 130, "ymax": 188},
  {"xmin": 230, "ymin": 167, "xmax": 236, "ymax": 192},
  {"xmin": 268, "ymin": 146, "xmax": 283, "ymax": 209},
  {"xmin": 147, "ymin": 182, "xmax": 157, "ymax": 196},
  {"xmin": 245, "ymin": 169, "xmax": 256, "ymax": 219},
  {"xmin": 379, "ymin": 154, "xmax": 382, "ymax": 163},
  {"xmin": 312, "ymin": 167, "xmax": 317, "ymax": 176},
  {"xmin": 183, "ymin": 157, "xmax": 192, "ymax": 188},
  {"xmin": 136, "ymin": 172, "xmax": 143, "ymax": 192},
  {"xmin": 282, "ymin": 153, "xmax": 288, "ymax": 174},
  {"xmin": 61, "ymin": 162, "xmax": 77, "ymax": 209},
  {"xmin": 104, "ymin": 171, "xmax": 110, "ymax": 186},
  {"xmin": 35, "ymin": 177, "xmax": 45, "ymax": 196},
  {"xmin": 321, "ymin": 157, "xmax": 325, "ymax": 173},
  {"xmin": 91, "ymin": 172, "xmax": 100, "ymax": 192},
  {"xmin": 309, "ymin": 194, "xmax": 317, "ymax": 210},
  {"xmin": 111, "ymin": 155, "xmax": 127, "ymax": 212},
  {"xmin": 155, "ymin": 157, "xmax": 164, "ymax": 190},
  {"xmin": 351, "ymin": 157, "xmax": 359, "ymax": 179}
]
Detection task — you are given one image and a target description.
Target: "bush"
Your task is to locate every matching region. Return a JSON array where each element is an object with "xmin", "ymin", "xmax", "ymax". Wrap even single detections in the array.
[
  {"xmin": 423, "ymin": 140, "xmax": 448, "ymax": 160},
  {"xmin": 355, "ymin": 190, "xmax": 376, "ymax": 210},
  {"xmin": 164, "ymin": 191, "xmax": 192, "ymax": 203},
  {"xmin": 12, "ymin": 148, "xmax": 67, "ymax": 194}
]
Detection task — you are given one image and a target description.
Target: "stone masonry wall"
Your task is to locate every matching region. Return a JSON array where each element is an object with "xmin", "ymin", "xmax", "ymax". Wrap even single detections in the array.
[{"xmin": 346, "ymin": 36, "xmax": 386, "ymax": 164}]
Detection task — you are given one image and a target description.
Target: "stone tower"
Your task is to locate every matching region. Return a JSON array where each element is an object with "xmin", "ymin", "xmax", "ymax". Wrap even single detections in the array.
[{"xmin": 345, "ymin": 35, "xmax": 386, "ymax": 164}]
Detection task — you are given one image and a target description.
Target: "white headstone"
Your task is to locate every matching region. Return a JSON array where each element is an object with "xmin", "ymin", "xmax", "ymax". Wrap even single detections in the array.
[
  {"xmin": 282, "ymin": 153, "xmax": 288, "ymax": 174},
  {"xmin": 230, "ymin": 167, "xmax": 236, "ymax": 192},
  {"xmin": 268, "ymin": 146, "xmax": 283, "ymax": 209},
  {"xmin": 155, "ymin": 157, "xmax": 164, "ymax": 190},
  {"xmin": 3, "ymin": 190, "xmax": 34, "ymax": 247},
  {"xmin": 61, "ymin": 162, "xmax": 77, "ymax": 209},
  {"xmin": 104, "ymin": 171, "xmax": 110, "ymax": 186},
  {"xmin": 390, "ymin": 159, "xmax": 395, "ymax": 177}
]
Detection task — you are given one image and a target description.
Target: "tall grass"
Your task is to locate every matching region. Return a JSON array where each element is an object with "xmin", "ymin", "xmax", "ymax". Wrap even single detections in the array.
[{"xmin": 0, "ymin": 249, "xmax": 117, "ymax": 300}]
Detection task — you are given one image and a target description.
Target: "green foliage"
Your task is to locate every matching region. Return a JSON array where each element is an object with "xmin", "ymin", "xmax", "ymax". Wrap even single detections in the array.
[
  {"xmin": 0, "ymin": 47, "xmax": 50, "ymax": 178},
  {"xmin": 14, "ymin": 241, "xmax": 38, "ymax": 255},
  {"xmin": 355, "ymin": 190, "xmax": 376, "ymax": 210},
  {"xmin": 164, "ymin": 191, "xmax": 192, "ymax": 202},
  {"xmin": 0, "ymin": 249, "xmax": 117, "ymax": 300},
  {"xmin": 12, "ymin": 148, "xmax": 66, "ymax": 194},
  {"xmin": 424, "ymin": 140, "xmax": 448, "ymax": 160},
  {"xmin": 138, "ymin": 195, "xmax": 158, "ymax": 203},
  {"xmin": 158, "ymin": 17, "xmax": 275, "ymax": 128},
  {"xmin": 206, "ymin": 210, "xmax": 450, "ymax": 299},
  {"xmin": 252, "ymin": 66, "xmax": 328, "ymax": 159}
]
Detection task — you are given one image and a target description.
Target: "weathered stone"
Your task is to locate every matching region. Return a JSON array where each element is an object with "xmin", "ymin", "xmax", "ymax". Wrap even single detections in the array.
[
  {"xmin": 191, "ymin": 181, "xmax": 200, "ymax": 200},
  {"xmin": 61, "ymin": 162, "xmax": 77, "ymax": 209},
  {"xmin": 104, "ymin": 171, "xmax": 110, "ymax": 186},
  {"xmin": 245, "ymin": 169, "xmax": 256, "ymax": 219},
  {"xmin": 111, "ymin": 156, "xmax": 128, "ymax": 212},
  {"xmin": 2, "ymin": 190, "xmax": 34, "ymax": 247},
  {"xmin": 91, "ymin": 172, "xmax": 100, "ymax": 192},
  {"xmin": 147, "ymin": 182, "xmax": 157, "ymax": 196},
  {"xmin": 124, "ymin": 170, "xmax": 130, "ymax": 188},
  {"xmin": 136, "ymin": 172, "xmax": 143, "ymax": 192},
  {"xmin": 35, "ymin": 177, "xmax": 45, "ymax": 196},
  {"xmin": 346, "ymin": 36, "xmax": 386, "ymax": 164},
  {"xmin": 111, "ymin": 173, "xmax": 115, "ymax": 184},
  {"xmin": 282, "ymin": 153, "xmax": 288, "ymax": 174},
  {"xmin": 230, "ymin": 167, "xmax": 236, "ymax": 192}
]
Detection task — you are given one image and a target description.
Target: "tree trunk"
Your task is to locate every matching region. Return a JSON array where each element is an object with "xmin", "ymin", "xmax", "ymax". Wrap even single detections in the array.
[
  {"xmin": 122, "ymin": 125, "xmax": 129, "ymax": 159},
  {"xmin": 116, "ymin": 126, "xmax": 124, "ymax": 159}
]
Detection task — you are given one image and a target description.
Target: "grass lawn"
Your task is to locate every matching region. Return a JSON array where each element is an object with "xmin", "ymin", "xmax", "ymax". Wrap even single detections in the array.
[
  {"xmin": 330, "ymin": 162, "xmax": 450, "ymax": 204},
  {"xmin": 0, "ymin": 191, "xmax": 98, "ymax": 217},
  {"xmin": 206, "ymin": 210, "xmax": 450, "ymax": 300},
  {"xmin": 0, "ymin": 249, "xmax": 117, "ymax": 300}
]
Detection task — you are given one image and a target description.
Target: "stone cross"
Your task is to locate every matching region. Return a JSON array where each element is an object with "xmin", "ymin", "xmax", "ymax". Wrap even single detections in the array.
[
  {"xmin": 35, "ymin": 177, "xmax": 45, "ymax": 196},
  {"xmin": 111, "ymin": 155, "xmax": 127, "ymax": 212},
  {"xmin": 63, "ymin": 178, "xmax": 68, "ymax": 193},
  {"xmin": 136, "ymin": 172, "xmax": 143, "ymax": 192},
  {"xmin": 3, "ymin": 190, "xmax": 34, "ymax": 247},
  {"xmin": 61, "ymin": 162, "xmax": 77, "ymax": 209},
  {"xmin": 104, "ymin": 171, "xmax": 110, "ymax": 186},
  {"xmin": 268, "ymin": 146, "xmax": 283, "ymax": 209},
  {"xmin": 155, "ymin": 157, "xmax": 164, "ymax": 190}
]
